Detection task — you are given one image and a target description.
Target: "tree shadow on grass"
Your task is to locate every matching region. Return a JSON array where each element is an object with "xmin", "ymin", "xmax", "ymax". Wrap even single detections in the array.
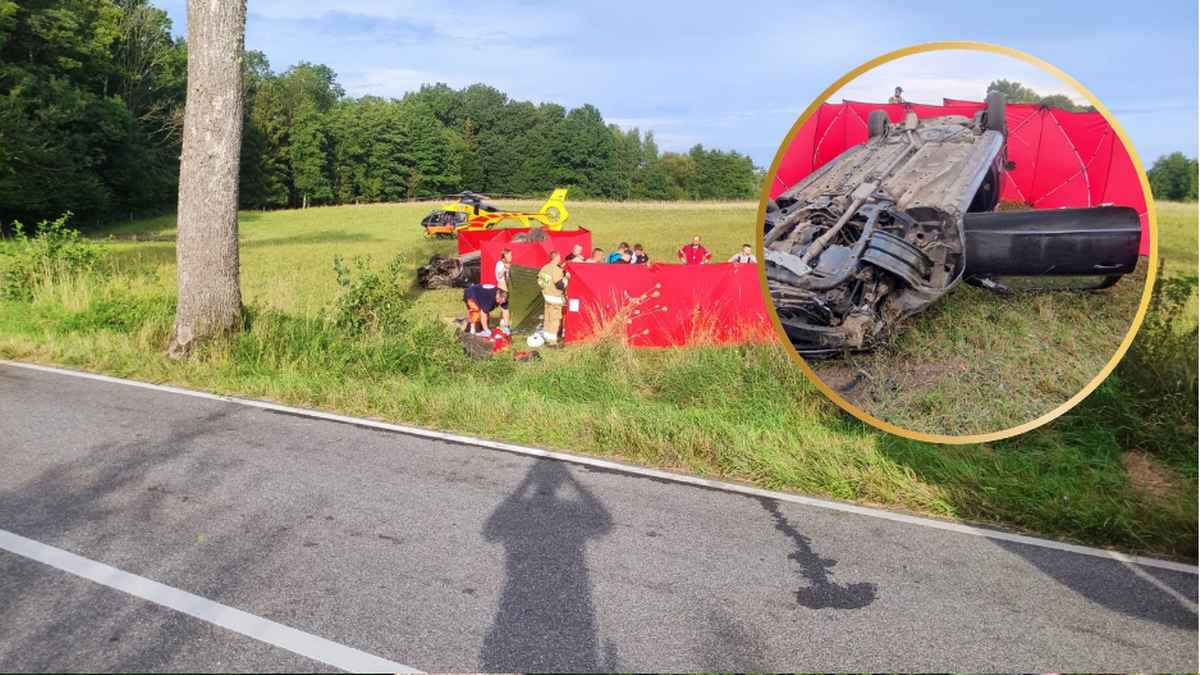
[
  {"xmin": 479, "ymin": 459, "xmax": 616, "ymax": 673},
  {"xmin": 240, "ymin": 231, "xmax": 379, "ymax": 248}
]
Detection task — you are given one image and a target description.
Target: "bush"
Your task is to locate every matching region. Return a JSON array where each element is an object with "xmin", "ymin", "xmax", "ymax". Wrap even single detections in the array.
[
  {"xmin": 1, "ymin": 213, "xmax": 108, "ymax": 300},
  {"xmin": 330, "ymin": 252, "xmax": 412, "ymax": 335}
]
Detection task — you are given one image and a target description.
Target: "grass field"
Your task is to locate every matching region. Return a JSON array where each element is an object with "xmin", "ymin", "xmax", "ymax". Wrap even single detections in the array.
[
  {"xmin": 101, "ymin": 200, "xmax": 756, "ymax": 320},
  {"xmin": 1157, "ymin": 201, "xmax": 1199, "ymax": 280},
  {"xmin": 1, "ymin": 199, "xmax": 1195, "ymax": 559}
]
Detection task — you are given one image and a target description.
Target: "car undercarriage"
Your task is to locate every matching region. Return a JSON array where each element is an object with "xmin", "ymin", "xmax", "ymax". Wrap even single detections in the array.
[{"xmin": 764, "ymin": 94, "xmax": 1141, "ymax": 357}]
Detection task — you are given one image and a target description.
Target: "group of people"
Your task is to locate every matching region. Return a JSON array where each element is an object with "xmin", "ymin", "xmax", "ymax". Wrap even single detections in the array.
[
  {"xmin": 462, "ymin": 235, "xmax": 758, "ymax": 346},
  {"xmin": 460, "ymin": 248, "xmax": 568, "ymax": 346},
  {"xmin": 560, "ymin": 242, "xmax": 650, "ymax": 265},
  {"xmin": 549, "ymin": 236, "xmax": 756, "ymax": 267}
]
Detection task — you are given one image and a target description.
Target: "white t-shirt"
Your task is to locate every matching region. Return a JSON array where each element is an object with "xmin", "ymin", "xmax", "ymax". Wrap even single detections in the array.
[
  {"xmin": 730, "ymin": 253, "xmax": 757, "ymax": 263},
  {"xmin": 495, "ymin": 261, "xmax": 509, "ymax": 284}
]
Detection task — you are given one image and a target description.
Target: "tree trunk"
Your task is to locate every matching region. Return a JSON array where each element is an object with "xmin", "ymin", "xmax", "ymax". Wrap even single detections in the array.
[{"xmin": 167, "ymin": 0, "xmax": 247, "ymax": 359}]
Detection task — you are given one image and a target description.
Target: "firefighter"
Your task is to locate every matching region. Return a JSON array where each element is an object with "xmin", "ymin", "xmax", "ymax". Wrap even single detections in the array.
[{"xmin": 537, "ymin": 250, "xmax": 569, "ymax": 345}]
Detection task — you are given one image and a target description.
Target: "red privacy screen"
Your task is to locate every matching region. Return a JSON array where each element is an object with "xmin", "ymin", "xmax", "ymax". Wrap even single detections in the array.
[
  {"xmin": 561, "ymin": 262, "xmax": 774, "ymax": 347},
  {"xmin": 771, "ymin": 101, "xmax": 1149, "ymax": 254},
  {"xmin": 457, "ymin": 227, "xmax": 592, "ymax": 256},
  {"xmin": 478, "ymin": 230, "xmax": 594, "ymax": 285}
]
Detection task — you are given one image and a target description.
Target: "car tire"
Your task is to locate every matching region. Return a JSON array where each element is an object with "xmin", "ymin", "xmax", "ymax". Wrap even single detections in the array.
[
  {"xmin": 867, "ymin": 110, "xmax": 890, "ymax": 139},
  {"xmin": 986, "ymin": 91, "xmax": 1007, "ymax": 136}
]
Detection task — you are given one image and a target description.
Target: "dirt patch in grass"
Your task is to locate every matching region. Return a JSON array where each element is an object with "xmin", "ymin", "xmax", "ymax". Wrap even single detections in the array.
[
  {"xmin": 813, "ymin": 358, "xmax": 957, "ymax": 411},
  {"xmin": 1123, "ymin": 451, "xmax": 1177, "ymax": 499}
]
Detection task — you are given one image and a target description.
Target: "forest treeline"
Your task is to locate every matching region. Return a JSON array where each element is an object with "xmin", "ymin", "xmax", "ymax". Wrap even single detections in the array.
[
  {"xmin": 239, "ymin": 60, "xmax": 761, "ymax": 210},
  {"xmin": 0, "ymin": 0, "xmax": 761, "ymax": 227},
  {"xmin": 0, "ymin": 0, "xmax": 186, "ymax": 226}
]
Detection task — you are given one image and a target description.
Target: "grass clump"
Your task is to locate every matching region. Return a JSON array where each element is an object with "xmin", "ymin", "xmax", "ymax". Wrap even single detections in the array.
[
  {"xmin": 1076, "ymin": 265, "xmax": 1198, "ymax": 479},
  {"xmin": 330, "ymin": 253, "xmax": 412, "ymax": 335}
]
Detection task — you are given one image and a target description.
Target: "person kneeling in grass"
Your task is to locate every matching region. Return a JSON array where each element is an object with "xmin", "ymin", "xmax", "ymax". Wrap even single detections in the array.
[{"xmin": 463, "ymin": 284, "xmax": 509, "ymax": 336}]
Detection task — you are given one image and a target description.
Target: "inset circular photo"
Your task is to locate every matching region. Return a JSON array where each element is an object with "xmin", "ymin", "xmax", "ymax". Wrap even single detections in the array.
[{"xmin": 759, "ymin": 44, "xmax": 1155, "ymax": 442}]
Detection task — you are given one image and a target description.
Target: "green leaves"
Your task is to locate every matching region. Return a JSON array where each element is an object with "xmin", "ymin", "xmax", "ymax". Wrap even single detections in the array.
[
  {"xmin": 1147, "ymin": 152, "xmax": 1199, "ymax": 202},
  {"xmin": 0, "ymin": 0, "xmax": 183, "ymax": 226},
  {"xmin": 1, "ymin": 212, "xmax": 108, "ymax": 300}
]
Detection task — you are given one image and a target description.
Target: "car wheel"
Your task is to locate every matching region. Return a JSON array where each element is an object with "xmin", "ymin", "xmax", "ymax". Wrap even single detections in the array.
[
  {"xmin": 986, "ymin": 91, "xmax": 1007, "ymax": 136},
  {"xmin": 867, "ymin": 110, "xmax": 890, "ymax": 139}
]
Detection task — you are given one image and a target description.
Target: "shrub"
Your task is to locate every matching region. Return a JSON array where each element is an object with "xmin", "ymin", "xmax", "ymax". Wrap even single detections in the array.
[
  {"xmin": 1, "ymin": 213, "xmax": 108, "ymax": 300},
  {"xmin": 329, "ymin": 252, "xmax": 412, "ymax": 335}
]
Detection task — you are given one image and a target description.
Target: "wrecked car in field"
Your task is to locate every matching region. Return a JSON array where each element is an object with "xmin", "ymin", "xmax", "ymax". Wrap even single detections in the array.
[{"xmin": 764, "ymin": 93, "xmax": 1141, "ymax": 357}]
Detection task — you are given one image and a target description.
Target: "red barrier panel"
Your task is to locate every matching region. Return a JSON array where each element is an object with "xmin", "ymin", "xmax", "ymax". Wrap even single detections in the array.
[
  {"xmin": 480, "ymin": 240, "xmax": 552, "ymax": 285},
  {"xmin": 457, "ymin": 227, "xmax": 592, "ymax": 255},
  {"xmin": 562, "ymin": 262, "xmax": 773, "ymax": 347},
  {"xmin": 771, "ymin": 101, "xmax": 1149, "ymax": 254},
  {"xmin": 478, "ymin": 230, "xmax": 593, "ymax": 285},
  {"xmin": 457, "ymin": 229, "xmax": 509, "ymax": 255}
]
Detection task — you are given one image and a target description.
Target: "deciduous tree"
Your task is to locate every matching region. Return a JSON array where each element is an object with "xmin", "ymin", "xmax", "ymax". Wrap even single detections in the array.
[
  {"xmin": 167, "ymin": 0, "xmax": 245, "ymax": 358},
  {"xmin": 1147, "ymin": 152, "xmax": 1199, "ymax": 202}
]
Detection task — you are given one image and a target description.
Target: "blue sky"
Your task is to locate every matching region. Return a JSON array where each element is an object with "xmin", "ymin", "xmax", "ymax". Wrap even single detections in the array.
[{"xmin": 156, "ymin": 0, "xmax": 1197, "ymax": 170}]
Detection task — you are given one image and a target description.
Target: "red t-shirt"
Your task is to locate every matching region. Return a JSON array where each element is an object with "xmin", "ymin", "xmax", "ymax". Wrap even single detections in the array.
[{"xmin": 678, "ymin": 244, "xmax": 712, "ymax": 264}]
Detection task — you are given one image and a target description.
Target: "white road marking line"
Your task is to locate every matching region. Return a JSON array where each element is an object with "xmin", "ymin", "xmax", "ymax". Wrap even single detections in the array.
[
  {"xmin": 0, "ymin": 529, "xmax": 421, "ymax": 674},
  {"xmin": 1121, "ymin": 559, "xmax": 1200, "ymax": 612},
  {"xmin": 3, "ymin": 360, "xmax": 1197, "ymax": 576}
]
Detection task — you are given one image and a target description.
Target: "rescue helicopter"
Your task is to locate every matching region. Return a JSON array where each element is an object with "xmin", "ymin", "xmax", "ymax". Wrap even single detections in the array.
[{"xmin": 421, "ymin": 189, "xmax": 570, "ymax": 239}]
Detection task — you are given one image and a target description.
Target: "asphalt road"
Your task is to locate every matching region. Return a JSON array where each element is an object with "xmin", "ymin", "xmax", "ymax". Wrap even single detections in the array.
[{"xmin": 0, "ymin": 363, "xmax": 1195, "ymax": 672}]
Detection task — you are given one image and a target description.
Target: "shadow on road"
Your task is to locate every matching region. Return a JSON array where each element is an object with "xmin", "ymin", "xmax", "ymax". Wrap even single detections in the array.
[
  {"xmin": 0, "ymin": 399, "xmax": 317, "ymax": 672},
  {"xmin": 757, "ymin": 497, "xmax": 877, "ymax": 610},
  {"xmin": 994, "ymin": 539, "xmax": 1198, "ymax": 631},
  {"xmin": 479, "ymin": 460, "xmax": 616, "ymax": 673}
]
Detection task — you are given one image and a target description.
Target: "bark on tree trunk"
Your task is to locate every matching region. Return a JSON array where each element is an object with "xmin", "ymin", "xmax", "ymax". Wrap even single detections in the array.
[{"xmin": 167, "ymin": 0, "xmax": 247, "ymax": 359}]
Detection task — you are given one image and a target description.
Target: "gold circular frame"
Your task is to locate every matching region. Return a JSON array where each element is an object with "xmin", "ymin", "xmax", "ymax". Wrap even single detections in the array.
[{"xmin": 755, "ymin": 41, "xmax": 1158, "ymax": 445}]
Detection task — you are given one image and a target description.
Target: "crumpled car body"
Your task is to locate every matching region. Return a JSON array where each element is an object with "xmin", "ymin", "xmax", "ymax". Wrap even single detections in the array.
[{"xmin": 764, "ymin": 96, "xmax": 1140, "ymax": 357}]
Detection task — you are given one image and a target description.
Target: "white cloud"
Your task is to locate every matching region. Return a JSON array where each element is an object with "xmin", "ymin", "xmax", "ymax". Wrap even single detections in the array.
[
  {"xmin": 247, "ymin": 0, "xmax": 575, "ymax": 42},
  {"xmin": 651, "ymin": 133, "xmax": 705, "ymax": 152},
  {"xmin": 346, "ymin": 68, "xmax": 471, "ymax": 99},
  {"xmin": 829, "ymin": 51, "xmax": 1090, "ymax": 106}
]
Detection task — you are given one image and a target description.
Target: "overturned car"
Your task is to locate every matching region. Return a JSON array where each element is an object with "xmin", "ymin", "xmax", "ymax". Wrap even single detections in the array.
[{"xmin": 764, "ymin": 93, "xmax": 1141, "ymax": 357}]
